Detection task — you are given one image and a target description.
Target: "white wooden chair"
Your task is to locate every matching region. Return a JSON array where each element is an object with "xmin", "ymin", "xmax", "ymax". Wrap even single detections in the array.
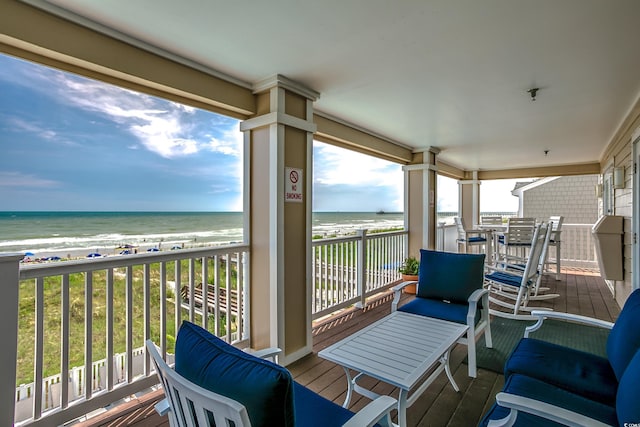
[
  {"xmin": 496, "ymin": 217, "xmax": 536, "ymax": 261},
  {"xmin": 455, "ymin": 217, "xmax": 488, "ymax": 254},
  {"xmin": 146, "ymin": 338, "xmax": 396, "ymax": 427},
  {"xmin": 485, "ymin": 223, "xmax": 554, "ymax": 320},
  {"xmin": 495, "ymin": 221, "xmax": 559, "ymax": 301},
  {"xmin": 545, "ymin": 215, "xmax": 564, "ymax": 280}
]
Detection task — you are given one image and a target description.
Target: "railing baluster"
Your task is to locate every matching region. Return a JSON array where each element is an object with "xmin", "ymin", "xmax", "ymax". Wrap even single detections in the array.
[
  {"xmin": 174, "ymin": 260, "xmax": 181, "ymax": 339},
  {"xmin": 189, "ymin": 258, "xmax": 196, "ymax": 323},
  {"xmin": 61, "ymin": 274, "xmax": 70, "ymax": 407},
  {"xmin": 143, "ymin": 263, "xmax": 151, "ymax": 376},
  {"xmin": 106, "ymin": 268, "xmax": 114, "ymax": 391},
  {"xmin": 84, "ymin": 272, "xmax": 93, "ymax": 400},
  {"xmin": 33, "ymin": 277, "xmax": 44, "ymax": 419},
  {"xmin": 159, "ymin": 261, "xmax": 167, "ymax": 358},
  {"xmin": 125, "ymin": 266, "xmax": 133, "ymax": 383}
]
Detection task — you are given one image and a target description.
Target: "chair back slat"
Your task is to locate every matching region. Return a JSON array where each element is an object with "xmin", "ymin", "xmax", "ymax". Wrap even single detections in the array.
[
  {"xmin": 146, "ymin": 340, "xmax": 252, "ymax": 427},
  {"xmin": 504, "ymin": 217, "xmax": 536, "ymax": 245},
  {"xmin": 481, "ymin": 216, "xmax": 503, "ymax": 226}
]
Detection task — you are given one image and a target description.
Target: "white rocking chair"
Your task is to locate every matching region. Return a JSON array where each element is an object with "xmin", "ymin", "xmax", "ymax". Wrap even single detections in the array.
[{"xmin": 485, "ymin": 223, "xmax": 555, "ymax": 320}]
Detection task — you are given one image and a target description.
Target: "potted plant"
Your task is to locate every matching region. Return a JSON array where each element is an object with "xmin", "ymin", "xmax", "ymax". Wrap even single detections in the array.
[{"xmin": 398, "ymin": 255, "xmax": 420, "ymax": 294}]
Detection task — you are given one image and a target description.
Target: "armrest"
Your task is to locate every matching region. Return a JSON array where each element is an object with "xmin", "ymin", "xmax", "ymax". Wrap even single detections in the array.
[
  {"xmin": 468, "ymin": 288, "xmax": 488, "ymax": 304},
  {"xmin": 525, "ymin": 310, "xmax": 614, "ymax": 338},
  {"xmin": 154, "ymin": 398, "xmax": 171, "ymax": 416},
  {"xmin": 342, "ymin": 395, "xmax": 397, "ymax": 427},
  {"xmin": 467, "ymin": 288, "xmax": 489, "ymax": 326},
  {"xmin": 391, "ymin": 280, "xmax": 418, "ymax": 312},
  {"xmin": 491, "ymin": 392, "xmax": 610, "ymax": 427},
  {"xmin": 246, "ymin": 347, "xmax": 282, "ymax": 362}
]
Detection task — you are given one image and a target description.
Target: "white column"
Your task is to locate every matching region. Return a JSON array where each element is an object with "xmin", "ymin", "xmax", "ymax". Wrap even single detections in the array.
[{"xmin": 240, "ymin": 75, "xmax": 318, "ymax": 365}]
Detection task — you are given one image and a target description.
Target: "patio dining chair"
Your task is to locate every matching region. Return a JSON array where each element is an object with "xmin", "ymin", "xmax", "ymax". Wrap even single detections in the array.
[
  {"xmin": 545, "ymin": 215, "xmax": 564, "ymax": 280},
  {"xmin": 391, "ymin": 249, "xmax": 492, "ymax": 378},
  {"xmin": 496, "ymin": 217, "xmax": 536, "ymax": 261},
  {"xmin": 454, "ymin": 217, "xmax": 488, "ymax": 254},
  {"xmin": 485, "ymin": 223, "xmax": 555, "ymax": 320},
  {"xmin": 146, "ymin": 321, "xmax": 396, "ymax": 427}
]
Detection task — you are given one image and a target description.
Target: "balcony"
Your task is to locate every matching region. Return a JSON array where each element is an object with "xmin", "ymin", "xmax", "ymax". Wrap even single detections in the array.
[
  {"xmin": 70, "ymin": 266, "xmax": 618, "ymax": 427},
  {"xmin": 1, "ymin": 223, "xmax": 614, "ymax": 426}
]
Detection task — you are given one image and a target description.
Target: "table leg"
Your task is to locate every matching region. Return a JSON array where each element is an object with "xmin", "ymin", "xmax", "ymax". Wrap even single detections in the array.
[
  {"xmin": 341, "ymin": 366, "xmax": 354, "ymax": 408},
  {"xmin": 441, "ymin": 349, "xmax": 459, "ymax": 392},
  {"xmin": 397, "ymin": 388, "xmax": 409, "ymax": 427}
]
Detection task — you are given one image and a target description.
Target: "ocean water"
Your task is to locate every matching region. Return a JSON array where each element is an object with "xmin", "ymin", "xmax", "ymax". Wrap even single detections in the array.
[{"xmin": 0, "ymin": 211, "xmax": 404, "ymax": 256}]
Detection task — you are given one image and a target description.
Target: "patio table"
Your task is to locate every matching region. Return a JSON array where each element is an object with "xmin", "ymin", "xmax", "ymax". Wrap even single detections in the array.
[{"xmin": 318, "ymin": 311, "xmax": 468, "ymax": 427}]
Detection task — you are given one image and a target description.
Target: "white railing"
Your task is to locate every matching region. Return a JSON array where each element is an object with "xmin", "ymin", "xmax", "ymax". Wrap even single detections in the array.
[
  {"xmin": 3, "ymin": 244, "xmax": 249, "ymax": 426},
  {"xmin": 312, "ymin": 230, "xmax": 407, "ymax": 319},
  {"xmin": 555, "ymin": 223, "xmax": 598, "ymax": 268},
  {"xmin": 439, "ymin": 222, "xmax": 598, "ymax": 269}
]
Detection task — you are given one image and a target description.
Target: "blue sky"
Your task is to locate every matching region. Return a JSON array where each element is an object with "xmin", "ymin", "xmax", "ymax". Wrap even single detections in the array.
[{"xmin": 0, "ymin": 53, "xmax": 517, "ymax": 213}]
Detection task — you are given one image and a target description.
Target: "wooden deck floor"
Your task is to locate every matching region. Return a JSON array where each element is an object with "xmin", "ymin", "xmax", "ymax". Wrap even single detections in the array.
[{"xmin": 75, "ymin": 268, "xmax": 620, "ymax": 427}]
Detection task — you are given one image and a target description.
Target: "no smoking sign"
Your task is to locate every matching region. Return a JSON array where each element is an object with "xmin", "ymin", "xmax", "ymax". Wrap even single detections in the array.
[{"xmin": 285, "ymin": 167, "xmax": 303, "ymax": 203}]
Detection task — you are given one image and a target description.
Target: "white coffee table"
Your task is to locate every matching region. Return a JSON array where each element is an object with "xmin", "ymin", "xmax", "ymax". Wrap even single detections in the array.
[{"xmin": 318, "ymin": 311, "xmax": 468, "ymax": 427}]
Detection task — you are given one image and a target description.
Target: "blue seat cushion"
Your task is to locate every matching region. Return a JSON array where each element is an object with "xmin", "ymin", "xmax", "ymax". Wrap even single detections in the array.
[
  {"xmin": 504, "ymin": 337, "xmax": 617, "ymax": 405},
  {"xmin": 467, "ymin": 236, "xmax": 486, "ymax": 243},
  {"xmin": 293, "ymin": 382, "xmax": 358, "ymax": 427},
  {"xmin": 617, "ymin": 348, "xmax": 640, "ymax": 425},
  {"xmin": 478, "ymin": 374, "xmax": 618, "ymax": 426},
  {"xmin": 416, "ymin": 249, "xmax": 485, "ymax": 305},
  {"xmin": 606, "ymin": 288, "xmax": 640, "ymax": 382},
  {"xmin": 398, "ymin": 297, "xmax": 480, "ymax": 326},
  {"xmin": 485, "ymin": 271, "xmax": 524, "ymax": 288},
  {"xmin": 174, "ymin": 321, "xmax": 295, "ymax": 427}
]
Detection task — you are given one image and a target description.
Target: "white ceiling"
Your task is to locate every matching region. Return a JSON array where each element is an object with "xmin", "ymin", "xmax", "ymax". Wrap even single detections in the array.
[{"xmin": 27, "ymin": 0, "xmax": 640, "ymax": 171}]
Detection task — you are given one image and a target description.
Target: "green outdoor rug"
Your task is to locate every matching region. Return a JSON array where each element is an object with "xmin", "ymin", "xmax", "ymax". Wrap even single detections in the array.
[{"xmin": 468, "ymin": 317, "xmax": 610, "ymax": 374}]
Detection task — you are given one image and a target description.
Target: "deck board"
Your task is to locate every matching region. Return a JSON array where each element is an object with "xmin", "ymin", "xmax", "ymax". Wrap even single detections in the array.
[{"xmin": 74, "ymin": 268, "xmax": 619, "ymax": 427}]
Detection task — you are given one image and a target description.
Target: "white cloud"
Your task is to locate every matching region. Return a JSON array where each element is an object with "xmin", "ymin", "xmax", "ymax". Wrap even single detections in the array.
[
  {"xmin": 314, "ymin": 142, "xmax": 401, "ymax": 186},
  {"xmin": 22, "ymin": 67, "xmax": 207, "ymax": 158},
  {"xmin": 313, "ymin": 141, "xmax": 404, "ymax": 211},
  {"xmin": 206, "ymin": 126, "xmax": 242, "ymax": 157},
  {"xmin": 0, "ymin": 171, "xmax": 59, "ymax": 188}
]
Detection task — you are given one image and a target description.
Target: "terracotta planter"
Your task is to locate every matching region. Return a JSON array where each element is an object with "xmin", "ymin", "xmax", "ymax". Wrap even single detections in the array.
[{"xmin": 401, "ymin": 274, "xmax": 419, "ymax": 294}]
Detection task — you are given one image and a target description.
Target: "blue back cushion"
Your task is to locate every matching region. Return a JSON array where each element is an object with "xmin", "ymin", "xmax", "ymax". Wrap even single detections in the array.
[
  {"xmin": 617, "ymin": 349, "xmax": 640, "ymax": 425},
  {"xmin": 606, "ymin": 288, "xmax": 640, "ymax": 381},
  {"xmin": 174, "ymin": 321, "xmax": 295, "ymax": 427},
  {"xmin": 416, "ymin": 250, "xmax": 485, "ymax": 305}
]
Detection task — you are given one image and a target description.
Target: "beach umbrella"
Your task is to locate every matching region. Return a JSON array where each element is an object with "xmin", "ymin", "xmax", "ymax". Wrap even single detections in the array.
[
  {"xmin": 171, "ymin": 245, "xmax": 182, "ymax": 250},
  {"xmin": 86, "ymin": 252, "xmax": 102, "ymax": 258},
  {"xmin": 24, "ymin": 251, "xmax": 35, "ymax": 256},
  {"xmin": 147, "ymin": 247, "xmax": 160, "ymax": 252}
]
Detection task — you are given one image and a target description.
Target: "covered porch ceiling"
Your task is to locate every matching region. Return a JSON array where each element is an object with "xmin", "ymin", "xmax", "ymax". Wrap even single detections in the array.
[{"xmin": 16, "ymin": 0, "xmax": 640, "ymax": 173}]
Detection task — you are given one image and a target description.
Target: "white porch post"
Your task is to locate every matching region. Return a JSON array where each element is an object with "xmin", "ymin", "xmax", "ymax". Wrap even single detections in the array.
[
  {"xmin": 458, "ymin": 171, "xmax": 481, "ymax": 227},
  {"xmin": 405, "ymin": 147, "xmax": 439, "ymax": 254},
  {"xmin": 0, "ymin": 253, "xmax": 23, "ymax": 425},
  {"xmin": 240, "ymin": 75, "xmax": 319, "ymax": 365}
]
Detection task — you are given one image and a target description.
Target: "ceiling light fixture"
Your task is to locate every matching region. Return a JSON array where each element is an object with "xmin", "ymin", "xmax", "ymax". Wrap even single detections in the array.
[{"xmin": 527, "ymin": 87, "xmax": 539, "ymax": 101}]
